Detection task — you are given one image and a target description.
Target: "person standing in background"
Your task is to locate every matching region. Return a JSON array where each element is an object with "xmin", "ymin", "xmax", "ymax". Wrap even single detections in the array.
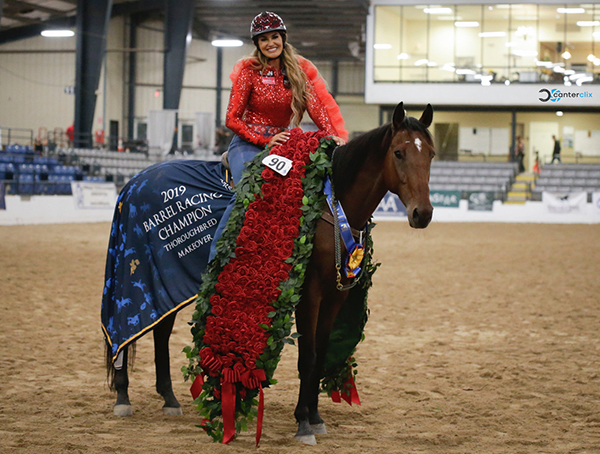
[
  {"xmin": 516, "ymin": 136, "xmax": 525, "ymax": 173},
  {"xmin": 66, "ymin": 124, "xmax": 74, "ymax": 147},
  {"xmin": 550, "ymin": 135, "xmax": 561, "ymax": 164}
]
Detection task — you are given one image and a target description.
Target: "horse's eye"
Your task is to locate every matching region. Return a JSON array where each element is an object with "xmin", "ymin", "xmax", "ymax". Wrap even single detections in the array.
[{"xmin": 394, "ymin": 149, "xmax": 404, "ymax": 160}]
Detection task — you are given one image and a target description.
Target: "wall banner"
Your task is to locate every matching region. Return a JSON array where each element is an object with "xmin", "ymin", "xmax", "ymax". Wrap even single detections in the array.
[
  {"xmin": 430, "ymin": 190, "xmax": 460, "ymax": 208},
  {"xmin": 543, "ymin": 192, "xmax": 587, "ymax": 214},
  {"xmin": 375, "ymin": 191, "xmax": 407, "ymax": 217},
  {"xmin": 593, "ymin": 192, "xmax": 600, "ymax": 214},
  {"xmin": 467, "ymin": 191, "xmax": 494, "ymax": 211},
  {"xmin": 71, "ymin": 182, "xmax": 118, "ymax": 209}
]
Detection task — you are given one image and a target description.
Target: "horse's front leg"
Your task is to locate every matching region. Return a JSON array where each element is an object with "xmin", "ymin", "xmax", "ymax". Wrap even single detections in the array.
[
  {"xmin": 307, "ymin": 290, "xmax": 348, "ymax": 433},
  {"xmin": 294, "ymin": 278, "xmax": 322, "ymax": 445},
  {"xmin": 153, "ymin": 312, "xmax": 182, "ymax": 415}
]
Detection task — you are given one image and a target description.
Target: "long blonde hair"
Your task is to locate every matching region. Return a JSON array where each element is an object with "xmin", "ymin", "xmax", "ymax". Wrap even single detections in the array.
[{"xmin": 249, "ymin": 42, "xmax": 309, "ymax": 127}]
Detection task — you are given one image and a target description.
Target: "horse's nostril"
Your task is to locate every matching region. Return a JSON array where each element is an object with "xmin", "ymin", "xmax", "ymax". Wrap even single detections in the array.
[{"xmin": 413, "ymin": 208, "xmax": 419, "ymax": 221}]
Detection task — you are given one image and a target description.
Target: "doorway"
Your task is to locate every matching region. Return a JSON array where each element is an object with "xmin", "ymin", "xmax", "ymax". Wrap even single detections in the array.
[
  {"xmin": 434, "ymin": 123, "xmax": 459, "ymax": 161},
  {"xmin": 529, "ymin": 121, "xmax": 559, "ymax": 169}
]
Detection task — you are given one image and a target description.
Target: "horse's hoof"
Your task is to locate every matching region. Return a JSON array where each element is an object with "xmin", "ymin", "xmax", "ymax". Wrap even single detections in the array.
[
  {"xmin": 163, "ymin": 406, "xmax": 183, "ymax": 416},
  {"xmin": 295, "ymin": 434, "xmax": 317, "ymax": 445},
  {"xmin": 113, "ymin": 404, "xmax": 132, "ymax": 417},
  {"xmin": 310, "ymin": 423, "xmax": 327, "ymax": 434}
]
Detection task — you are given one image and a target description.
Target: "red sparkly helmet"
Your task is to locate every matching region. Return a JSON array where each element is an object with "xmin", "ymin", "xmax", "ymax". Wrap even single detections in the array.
[{"xmin": 250, "ymin": 11, "xmax": 286, "ymax": 39}]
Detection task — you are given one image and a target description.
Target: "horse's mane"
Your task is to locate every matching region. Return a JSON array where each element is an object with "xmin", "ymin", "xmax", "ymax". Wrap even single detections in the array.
[{"xmin": 328, "ymin": 116, "xmax": 432, "ymax": 195}]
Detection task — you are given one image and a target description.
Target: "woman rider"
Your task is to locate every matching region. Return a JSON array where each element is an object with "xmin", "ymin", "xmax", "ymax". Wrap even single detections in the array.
[{"xmin": 209, "ymin": 11, "xmax": 348, "ymax": 260}]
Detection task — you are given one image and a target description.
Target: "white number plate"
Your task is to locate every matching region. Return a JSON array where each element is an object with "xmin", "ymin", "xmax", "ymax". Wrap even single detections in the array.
[{"xmin": 262, "ymin": 154, "xmax": 293, "ymax": 176}]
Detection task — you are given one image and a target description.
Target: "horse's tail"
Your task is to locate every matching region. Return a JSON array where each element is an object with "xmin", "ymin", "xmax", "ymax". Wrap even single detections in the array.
[{"xmin": 105, "ymin": 343, "xmax": 136, "ymax": 391}]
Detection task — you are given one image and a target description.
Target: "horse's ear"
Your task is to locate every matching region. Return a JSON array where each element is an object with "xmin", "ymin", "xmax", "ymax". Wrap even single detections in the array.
[
  {"xmin": 392, "ymin": 102, "xmax": 405, "ymax": 131},
  {"xmin": 419, "ymin": 104, "xmax": 434, "ymax": 128}
]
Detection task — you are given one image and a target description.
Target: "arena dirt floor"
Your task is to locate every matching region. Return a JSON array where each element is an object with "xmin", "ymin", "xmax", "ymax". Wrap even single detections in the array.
[{"xmin": 1, "ymin": 221, "xmax": 599, "ymax": 454}]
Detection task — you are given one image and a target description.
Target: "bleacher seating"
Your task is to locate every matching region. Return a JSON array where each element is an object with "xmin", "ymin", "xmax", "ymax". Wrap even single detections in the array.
[
  {"xmin": 532, "ymin": 164, "xmax": 600, "ymax": 200},
  {"xmin": 429, "ymin": 161, "xmax": 518, "ymax": 199},
  {"xmin": 61, "ymin": 148, "xmax": 159, "ymax": 180}
]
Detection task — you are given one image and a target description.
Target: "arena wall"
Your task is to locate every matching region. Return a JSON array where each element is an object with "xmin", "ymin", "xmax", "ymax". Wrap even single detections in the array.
[{"xmin": 2, "ymin": 193, "xmax": 599, "ymax": 226}]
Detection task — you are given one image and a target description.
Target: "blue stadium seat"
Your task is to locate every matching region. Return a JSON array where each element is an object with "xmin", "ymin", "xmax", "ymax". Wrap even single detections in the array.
[{"xmin": 18, "ymin": 173, "xmax": 34, "ymax": 194}]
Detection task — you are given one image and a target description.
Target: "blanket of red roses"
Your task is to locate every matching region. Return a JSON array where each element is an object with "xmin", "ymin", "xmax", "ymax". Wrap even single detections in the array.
[{"xmin": 182, "ymin": 128, "xmax": 376, "ymax": 444}]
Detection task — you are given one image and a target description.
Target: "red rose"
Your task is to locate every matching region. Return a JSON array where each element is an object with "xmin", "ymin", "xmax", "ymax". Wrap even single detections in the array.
[
  {"xmin": 211, "ymin": 305, "xmax": 224, "ymax": 316},
  {"xmin": 233, "ymin": 361, "xmax": 246, "ymax": 376},
  {"xmin": 307, "ymin": 137, "xmax": 320, "ymax": 150}
]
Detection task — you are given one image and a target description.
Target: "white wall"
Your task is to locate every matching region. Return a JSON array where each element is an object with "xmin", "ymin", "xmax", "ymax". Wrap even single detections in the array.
[{"xmin": 3, "ymin": 193, "xmax": 599, "ymax": 226}]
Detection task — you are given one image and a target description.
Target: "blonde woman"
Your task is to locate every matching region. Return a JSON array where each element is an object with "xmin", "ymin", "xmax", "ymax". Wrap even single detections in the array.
[{"xmin": 210, "ymin": 11, "xmax": 347, "ymax": 260}]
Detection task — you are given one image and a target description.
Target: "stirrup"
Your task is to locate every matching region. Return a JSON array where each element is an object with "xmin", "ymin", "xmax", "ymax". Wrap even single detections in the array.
[{"xmin": 221, "ymin": 151, "xmax": 230, "ymax": 170}]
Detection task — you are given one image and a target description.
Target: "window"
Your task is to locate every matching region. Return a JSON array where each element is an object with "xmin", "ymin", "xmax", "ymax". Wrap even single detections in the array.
[{"xmin": 372, "ymin": 3, "xmax": 599, "ymax": 85}]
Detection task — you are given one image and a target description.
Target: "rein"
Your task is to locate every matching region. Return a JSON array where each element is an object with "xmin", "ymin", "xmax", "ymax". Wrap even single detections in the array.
[{"xmin": 323, "ymin": 147, "xmax": 368, "ymax": 291}]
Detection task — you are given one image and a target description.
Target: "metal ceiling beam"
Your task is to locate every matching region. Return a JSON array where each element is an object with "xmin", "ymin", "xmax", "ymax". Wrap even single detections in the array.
[
  {"xmin": 163, "ymin": 0, "xmax": 194, "ymax": 111},
  {"xmin": 0, "ymin": 15, "xmax": 76, "ymax": 44},
  {"xmin": 73, "ymin": 0, "xmax": 113, "ymax": 148},
  {"xmin": 0, "ymin": 0, "xmax": 163, "ymax": 43},
  {"xmin": 3, "ymin": 13, "xmax": 41, "ymax": 25},
  {"xmin": 8, "ymin": 0, "xmax": 71, "ymax": 15},
  {"xmin": 112, "ymin": 0, "xmax": 163, "ymax": 17}
]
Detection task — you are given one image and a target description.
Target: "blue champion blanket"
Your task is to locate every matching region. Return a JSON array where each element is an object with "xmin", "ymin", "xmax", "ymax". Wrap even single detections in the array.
[{"xmin": 101, "ymin": 160, "xmax": 233, "ymax": 361}]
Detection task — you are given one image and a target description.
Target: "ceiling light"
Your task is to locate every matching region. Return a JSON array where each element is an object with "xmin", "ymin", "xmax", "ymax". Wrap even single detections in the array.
[
  {"xmin": 455, "ymin": 69, "xmax": 476, "ymax": 75},
  {"xmin": 41, "ymin": 30, "xmax": 74, "ymax": 37},
  {"xmin": 557, "ymin": 8, "xmax": 585, "ymax": 14},
  {"xmin": 374, "ymin": 43, "xmax": 392, "ymax": 50},
  {"xmin": 554, "ymin": 66, "xmax": 565, "ymax": 73},
  {"xmin": 556, "ymin": 111, "xmax": 563, "ymax": 117},
  {"xmin": 594, "ymin": 58, "xmax": 600, "ymax": 66},
  {"xmin": 577, "ymin": 21, "xmax": 600, "ymax": 27},
  {"xmin": 504, "ymin": 80, "xmax": 511, "ymax": 85},
  {"xmin": 576, "ymin": 76, "xmax": 593, "ymax": 86},
  {"xmin": 479, "ymin": 31, "xmax": 507, "ymax": 38},
  {"xmin": 594, "ymin": 31, "xmax": 600, "ymax": 39},
  {"xmin": 414, "ymin": 59, "xmax": 429, "ymax": 66},
  {"xmin": 424, "ymin": 7, "xmax": 453, "ymax": 14},
  {"xmin": 211, "ymin": 39, "xmax": 243, "ymax": 47},
  {"xmin": 455, "ymin": 21, "xmax": 479, "ymax": 27},
  {"xmin": 569, "ymin": 73, "xmax": 587, "ymax": 80},
  {"xmin": 564, "ymin": 69, "xmax": 575, "ymax": 75},
  {"xmin": 397, "ymin": 53, "xmax": 410, "ymax": 60},
  {"xmin": 427, "ymin": 62, "xmax": 438, "ymax": 67},
  {"xmin": 587, "ymin": 54, "xmax": 596, "ymax": 62},
  {"xmin": 440, "ymin": 64, "xmax": 456, "ymax": 72},
  {"xmin": 561, "ymin": 51, "xmax": 572, "ymax": 59}
]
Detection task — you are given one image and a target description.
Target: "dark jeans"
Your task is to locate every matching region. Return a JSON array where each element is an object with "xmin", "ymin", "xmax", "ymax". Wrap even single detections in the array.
[{"xmin": 208, "ymin": 135, "xmax": 264, "ymax": 262}]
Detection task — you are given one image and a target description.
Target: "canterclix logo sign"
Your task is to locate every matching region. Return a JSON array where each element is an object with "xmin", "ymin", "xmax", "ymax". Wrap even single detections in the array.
[{"xmin": 539, "ymin": 88, "xmax": 593, "ymax": 102}]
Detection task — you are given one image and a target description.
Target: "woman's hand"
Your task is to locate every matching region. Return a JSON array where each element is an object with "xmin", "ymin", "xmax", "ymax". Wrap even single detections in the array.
[
  {"xmin": 267, "ymin": 131, "xmax": 290, "ymax": 148},
  {"xmin": 331, "ymin": 135, "xmax": 346, "ymax": 146}
]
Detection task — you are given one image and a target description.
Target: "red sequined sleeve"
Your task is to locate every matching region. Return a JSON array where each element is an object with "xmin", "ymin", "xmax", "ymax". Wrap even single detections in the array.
[
  {"xmin": 300, "ymin": 58, "xmax": 349, "ymax": 142},
  {"xmin": 226, "ymin": 60, "xmax": 270, "ymax": 147}
]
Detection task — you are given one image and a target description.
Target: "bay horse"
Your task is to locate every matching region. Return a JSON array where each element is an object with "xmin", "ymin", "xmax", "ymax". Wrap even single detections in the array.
[{"xmin": 105, "ymin": 101, "xmax": 435, "ymax": 444}]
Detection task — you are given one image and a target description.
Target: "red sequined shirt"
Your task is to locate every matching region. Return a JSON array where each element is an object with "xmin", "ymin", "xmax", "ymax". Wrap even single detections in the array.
[{"xmin": 226, "ymin": 57, "xmax": 347, "ymax": 148}]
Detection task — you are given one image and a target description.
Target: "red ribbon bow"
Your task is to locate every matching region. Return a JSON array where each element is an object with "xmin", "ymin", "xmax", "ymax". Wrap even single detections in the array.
[
  {"xmin": 221, "ymin": 368, "xmax": 268, "ymax": 446},
  {"xmin": 330, "ymin": 374, "xmax": 361, "ymax": 406}
]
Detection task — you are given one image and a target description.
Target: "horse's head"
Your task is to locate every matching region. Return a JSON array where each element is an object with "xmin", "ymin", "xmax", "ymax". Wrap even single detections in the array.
[{"xmin": 383, "ymin": 102, "xmax": 435, "ymax": 229}]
